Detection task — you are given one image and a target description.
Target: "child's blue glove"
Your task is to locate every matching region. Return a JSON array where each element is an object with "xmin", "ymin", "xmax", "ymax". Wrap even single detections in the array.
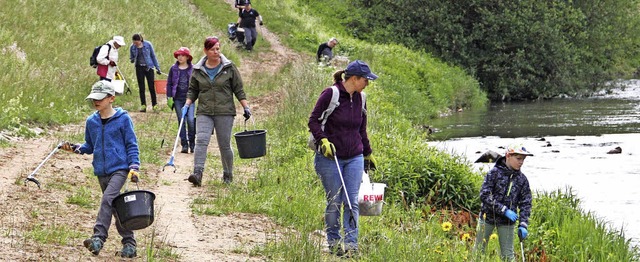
[
  {"xmin": 518, "ymin": 226, "xmax": 528, "ymax": 240},
  {"xmin": 504, "ymin": 209, "xmax": 518, "ymax": 222}
]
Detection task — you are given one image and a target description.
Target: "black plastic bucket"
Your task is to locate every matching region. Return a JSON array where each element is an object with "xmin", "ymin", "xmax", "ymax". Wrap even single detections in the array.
[
  {"xmin": 234, "ymin": 129, "xmax": 267, "ymax": 159},
  {"xmin": 112, "ymin": 190, "xmax": 156, "ymax": 231}
]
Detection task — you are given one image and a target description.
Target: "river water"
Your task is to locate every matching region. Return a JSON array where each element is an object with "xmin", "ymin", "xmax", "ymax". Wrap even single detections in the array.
[{"xmin": 427, "ymin": 80, "xmax": 640, "ymax": 245}]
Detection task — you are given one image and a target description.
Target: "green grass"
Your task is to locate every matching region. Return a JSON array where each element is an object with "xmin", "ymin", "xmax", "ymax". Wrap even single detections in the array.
[
  {"xmin": 65, "ymin": 186, "xmax": 95, "ymax": 209},
  {"xmin": 25, "ymin": 224, "xmax": 84, "ymax": 246}
]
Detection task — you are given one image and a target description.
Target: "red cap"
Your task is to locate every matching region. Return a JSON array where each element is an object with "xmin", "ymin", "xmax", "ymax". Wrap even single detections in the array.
[{"xmin": 173, "ymin": 47, "xmax": 192, "ymax": 62}]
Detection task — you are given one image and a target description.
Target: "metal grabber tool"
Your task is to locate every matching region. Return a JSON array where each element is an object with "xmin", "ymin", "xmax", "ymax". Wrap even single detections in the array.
[
  {"xmin": 163, "ymin": 107, "xmax": 188, "ymax": 172},
  {"xmin": 25, "ymin": 142, "xmax": 63, "ymax": 188}
]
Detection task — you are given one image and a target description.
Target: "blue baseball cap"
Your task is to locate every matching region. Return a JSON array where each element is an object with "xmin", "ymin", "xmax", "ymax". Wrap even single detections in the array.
[{"xmin": 346, "ymin": 60, "xmax": 378, "ymax": 80}]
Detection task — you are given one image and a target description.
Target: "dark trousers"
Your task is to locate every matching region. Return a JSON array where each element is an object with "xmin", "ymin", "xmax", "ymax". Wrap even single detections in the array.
[{"xmin": 135, "ymin": 66, "xmax": 157, "ymax": 106}]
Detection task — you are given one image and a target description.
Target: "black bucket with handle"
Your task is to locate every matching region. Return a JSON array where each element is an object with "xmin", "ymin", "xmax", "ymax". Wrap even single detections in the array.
[
  {"xmin": 112, "ymin": 190, "xmax": 156, "ymax": 230},
  {"xmin": 234, "ymin": 118, "xmax": 267, "ymax": 159}
]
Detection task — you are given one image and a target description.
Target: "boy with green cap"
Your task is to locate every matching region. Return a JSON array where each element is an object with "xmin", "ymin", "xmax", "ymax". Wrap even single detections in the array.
[{"xmin": 61, "ymin": 80, "xmax": 140, "ymax": 258}]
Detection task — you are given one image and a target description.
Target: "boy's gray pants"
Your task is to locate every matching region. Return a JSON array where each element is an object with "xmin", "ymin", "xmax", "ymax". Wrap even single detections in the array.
[{"xmin": 95, "ymin": 170, "xmax": 135, "ymax": 245}]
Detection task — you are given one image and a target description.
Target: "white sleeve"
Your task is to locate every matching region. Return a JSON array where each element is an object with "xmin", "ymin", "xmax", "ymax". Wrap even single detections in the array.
[{"xmin": 96, "ymin": 44, "xmax": 110, "ymax": 65}]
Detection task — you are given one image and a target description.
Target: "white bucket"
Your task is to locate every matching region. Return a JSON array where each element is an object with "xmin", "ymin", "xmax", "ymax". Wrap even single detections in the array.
[
  {"xmin": 112, "ymin": 80, "xmax": 125, "ymax": 95},
  {"xmin": 358, "ymin": 182, "xmax": 386, "ymax": 216}
]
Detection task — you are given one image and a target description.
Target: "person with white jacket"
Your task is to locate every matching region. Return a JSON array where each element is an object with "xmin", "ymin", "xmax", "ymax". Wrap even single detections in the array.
[{"xmin": 96, "ymin": 36, "xmax": 125, "ymax": 81}]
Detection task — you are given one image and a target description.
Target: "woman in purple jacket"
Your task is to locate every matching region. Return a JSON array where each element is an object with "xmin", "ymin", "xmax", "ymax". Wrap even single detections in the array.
[
  {"xmin": 166, "ymin": 47, "xmax": 196, "ymax": 153},
  {"xmin": 308, "ymin": 60, "xmax": 379, "ymax": 257}
]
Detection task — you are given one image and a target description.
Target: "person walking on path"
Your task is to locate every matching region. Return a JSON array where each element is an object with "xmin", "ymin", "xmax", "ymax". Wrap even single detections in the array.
[
  {"xmin": 96, "ymin": 36, "xmax": 125, "ymax": 81},
  {"xmin": 184, "ymin": 37, "xmax": 251, "ymax": 186},
  {"xmin": 61, "ymin": 81, "xmax": 141, "ymax": 258},
  {"xmin": 237, "ymin": 3, "xmax": 263, "ymax": 51},
  {"xmin": 473, "ymin": 143, "xmax": 533, "ymax": 261},
  {"xmin": 129, "ymin": 33, "xmax": 161, "ymax": 112},
  {"xmin": 166, "ymin": 47, "xmax": 196, "ymax": 153},
  {"xmin": 316, "ymin": 37, "xmax": 339, "ymax": 64},
  {"xmin": 234, "ymin": 0, "xmax": 250, "ymax": 16},
  {"xmin": 308, "ymin": 60, "xmax": 379, "ymax": 257}
]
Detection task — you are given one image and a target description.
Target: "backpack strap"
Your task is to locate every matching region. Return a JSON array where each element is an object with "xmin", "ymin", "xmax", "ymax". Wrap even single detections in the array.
[
  {"xmin": 104, "ymin": 44, "xmax": 112, "ymax": 60},
  {"xmin": 317, "ymin": 85, "xmax": 340, "ymax": 131},
  {"xmin": 360, "ymin": 91, "xmax": 366, "ymax": 115}
]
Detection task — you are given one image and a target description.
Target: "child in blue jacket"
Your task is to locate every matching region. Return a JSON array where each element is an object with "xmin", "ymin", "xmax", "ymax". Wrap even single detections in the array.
[{"xmin": 62, "ymin": 81, "xmax": 141, "ymax": 258}]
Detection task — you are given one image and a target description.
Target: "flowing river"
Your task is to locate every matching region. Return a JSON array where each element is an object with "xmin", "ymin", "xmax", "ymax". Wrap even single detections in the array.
[{"xmin": 426, "ymin": 80, "xmax": 640, "ymax": 245}]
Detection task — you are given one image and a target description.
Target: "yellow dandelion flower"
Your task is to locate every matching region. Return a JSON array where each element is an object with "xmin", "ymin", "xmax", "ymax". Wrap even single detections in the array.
[
  {"xmin": 490, "ymin": 233, "xmax": 498, "ymax": 240},
  {"xmin": 441, "ymin": 222, "xmax": 453, "ymax": 232},
  {"xmin": 461, "ymin": 233, "xmax": 471, "ymax": 241}
]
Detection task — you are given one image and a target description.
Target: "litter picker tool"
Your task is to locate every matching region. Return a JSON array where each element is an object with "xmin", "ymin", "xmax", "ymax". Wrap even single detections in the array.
[
  {"xmin": 115, "ymin": 66, "xmax": 132, "ymax": 95},
  {"xmin": 333, "ymin": 154, "xmax": 357, "ymax": 229},
  {"xmin": 25, "ymin": 142, "xmax": 63, "ymax": 188},
  {"xmin": 160, "ymin": 111, "xmax": 174, "ymax": 148},
  {"xmin": 518, "ymin": 228, "xmax": 526, "ymax": 262},
  {"xmin": 163, "ymin": 107, "xmax": 188, "ymax": 172}
]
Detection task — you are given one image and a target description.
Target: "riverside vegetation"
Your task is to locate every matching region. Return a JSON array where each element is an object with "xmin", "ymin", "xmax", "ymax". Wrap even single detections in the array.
[{"xmin": 0, "ymin": 0, "xmax": 638, "ymax": 261}]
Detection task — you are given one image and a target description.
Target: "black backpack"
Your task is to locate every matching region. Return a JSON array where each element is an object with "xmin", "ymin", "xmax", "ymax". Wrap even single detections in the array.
[{"xmin": 90, "ymin": 44, "xmax": 111, "ymax": 68}]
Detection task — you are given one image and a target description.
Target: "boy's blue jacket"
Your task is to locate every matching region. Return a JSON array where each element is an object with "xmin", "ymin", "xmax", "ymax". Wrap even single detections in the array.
[
  {"xmin": 479, "ymin": 156, "xmax": 532, "ymax": 228},
  {"xmin": 77, "ymin": 108, "xmax": 140, "ymax": 176}
]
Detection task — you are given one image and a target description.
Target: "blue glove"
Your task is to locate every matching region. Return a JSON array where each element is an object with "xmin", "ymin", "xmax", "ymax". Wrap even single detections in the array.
[
  {"xmin": 243, "ymin": 106, "xmax": 251, "ymax": 120},
  {"xmin": 504, "ymin": 209, "xmax": 518, "ymax": 222},
  {"xmin": 182, "ymin": 104, "xmax": 189, "ymax": 113},
  {"xmin": 518, "ymin": 226, "xmax": 528, "ymax": 240}
]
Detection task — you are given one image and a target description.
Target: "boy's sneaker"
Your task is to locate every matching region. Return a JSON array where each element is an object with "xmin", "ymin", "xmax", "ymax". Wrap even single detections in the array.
[
  {"xmin": 83, "ymin": 237, "xmax": 103, "ymax": 255},
  {"xmin": 119, "ymin": 243, "xmax": 137, "ymax": 258},
  {"xmin": 328, "ymin": 244, "xmax": 345, "ymax": 257}
]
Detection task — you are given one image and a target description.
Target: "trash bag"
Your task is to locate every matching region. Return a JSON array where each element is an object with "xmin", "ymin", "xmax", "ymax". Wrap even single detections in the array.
[{"xmin": 227, "ymin": 23, "xmax": 237, "ymax": 41}]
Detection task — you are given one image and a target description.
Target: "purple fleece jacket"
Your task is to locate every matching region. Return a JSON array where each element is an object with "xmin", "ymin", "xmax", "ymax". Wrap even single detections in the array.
[{"xmin": 308, "ymin": 81, "xmax": 372, "ymax": 158}]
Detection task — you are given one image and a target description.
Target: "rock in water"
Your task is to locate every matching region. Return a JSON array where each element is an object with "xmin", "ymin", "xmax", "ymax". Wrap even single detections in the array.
[
  {"xmin": 607, "ymin": 147, "xmax": 622, "ymax": 154},
  {"xmin": 475, "ymin": 150, "xmax": 502, "ymax": 163}
]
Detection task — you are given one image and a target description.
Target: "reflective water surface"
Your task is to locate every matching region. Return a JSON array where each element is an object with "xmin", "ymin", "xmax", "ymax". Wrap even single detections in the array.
[{"xmin": 427, "ymin": 81, "xmax": 640, "ymax": 244}]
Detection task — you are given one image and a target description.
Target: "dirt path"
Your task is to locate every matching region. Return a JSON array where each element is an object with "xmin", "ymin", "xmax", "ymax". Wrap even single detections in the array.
[{"xmin": 0, "ymin": 2, "xmax": 302, "ymax": 261}]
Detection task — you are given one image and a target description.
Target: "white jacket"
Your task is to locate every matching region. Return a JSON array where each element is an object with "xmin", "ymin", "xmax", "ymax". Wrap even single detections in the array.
[{"xmin": 97, "ymin": 40, "xmax": 119, "ymax": 80}]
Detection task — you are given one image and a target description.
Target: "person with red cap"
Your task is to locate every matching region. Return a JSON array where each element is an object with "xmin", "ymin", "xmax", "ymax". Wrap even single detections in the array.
[{"xmin": 166, "ymin": 47, "xmax": 196, "ymax": 153}]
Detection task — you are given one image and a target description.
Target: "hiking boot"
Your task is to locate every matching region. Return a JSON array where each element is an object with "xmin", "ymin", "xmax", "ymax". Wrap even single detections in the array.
[
  {"xmin": 344, "ymin": 247, "xmax": 359, "ymax": 258},
  {"xmin": 119, "ymin": 243, "xmax": 137, "ymax": 258},
  {"xmin": 223, "ymin": 172, "xmax": 233, "ymax": 184},
  {"xmin": 181, "ymin": 142, "xmax": 189, "ymax": 153},
  {"xmin": 83, "ymin": 237, "xmax": 103, "ymax": 256},
  {"xmin": 329, "ymin": 244, "xmax": 345, "ymax": 257},
  {"xmin": 187, "ymin": 168, "xmax": 203, "ymax": 186},
  {"xmin": 139, "ymin": 105, "xmax": 146, "ymax": 112},
  {"xmin": 189, "ymin": 142, "xmax": 195, "ymax": 153}
]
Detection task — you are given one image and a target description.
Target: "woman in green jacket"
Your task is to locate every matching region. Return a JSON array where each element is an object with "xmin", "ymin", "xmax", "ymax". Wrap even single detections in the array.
[{"xmin": 183, "ymin": 36, "xmax": 251, "ymax": 186}]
